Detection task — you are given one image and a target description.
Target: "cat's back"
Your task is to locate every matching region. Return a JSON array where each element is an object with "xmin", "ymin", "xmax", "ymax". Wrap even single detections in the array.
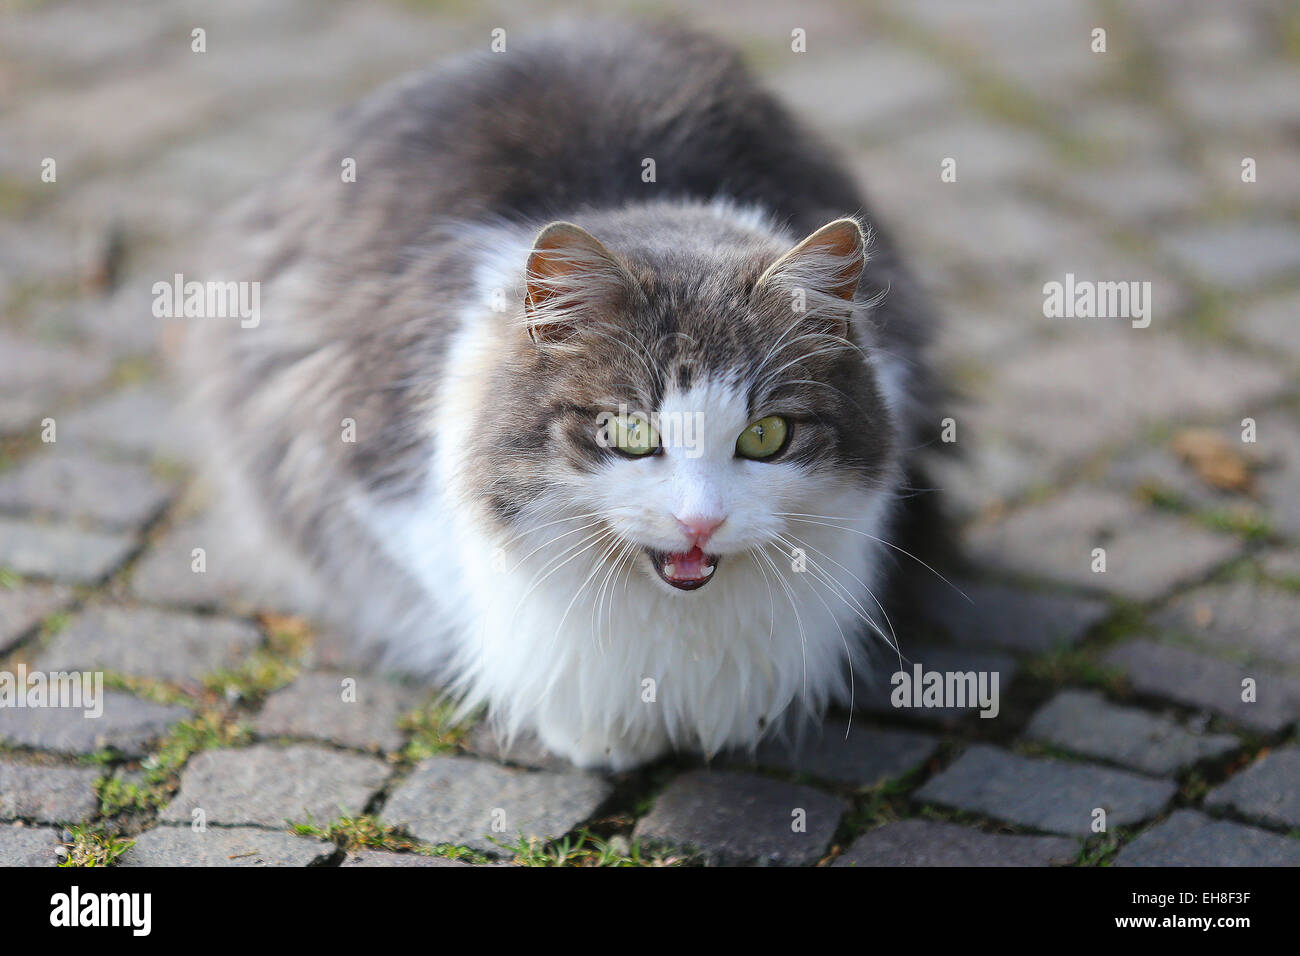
[
  {"xmin": 192, "ymin": 18, "xmax": 936, "ymax": 496},
  {"xmin": 255, "ymin": 20, "xmax": 863, "ymax": 258}
]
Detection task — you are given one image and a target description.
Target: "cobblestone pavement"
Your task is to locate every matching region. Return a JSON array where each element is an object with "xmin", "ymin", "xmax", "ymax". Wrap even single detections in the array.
[{"xmin": 2, "ymin": 0, "xmax": 1299, "ymax": 866}]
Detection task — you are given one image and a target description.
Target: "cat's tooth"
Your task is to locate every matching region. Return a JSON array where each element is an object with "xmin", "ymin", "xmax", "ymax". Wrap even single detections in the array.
[
  {"xmin": 701, "ymin": 563, "xmax": 715, "ymax": 576},
  {"xmin": 664, "ymin": 562, "xmax": 676, "ymax": 577}
]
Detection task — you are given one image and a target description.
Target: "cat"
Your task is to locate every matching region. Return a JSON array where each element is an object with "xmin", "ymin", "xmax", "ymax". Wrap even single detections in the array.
[{"xmin": 183, "ymin": 20, "xmax": 943, "ymax": 770}]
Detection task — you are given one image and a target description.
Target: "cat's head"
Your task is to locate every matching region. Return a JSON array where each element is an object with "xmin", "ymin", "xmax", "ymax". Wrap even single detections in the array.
[{"xmin": 470, "ymin": 203, "xmax": 899, "ymax": 593}]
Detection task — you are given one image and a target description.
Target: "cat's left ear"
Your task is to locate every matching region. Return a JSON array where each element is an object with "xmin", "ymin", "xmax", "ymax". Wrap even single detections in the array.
[
  {"xmin": 755, "ymin": 218, "xmax": 867, "ymax": 331},
  {"xmin": 523, "ymin": 221, "xmax": 635, "ymax": 345}
]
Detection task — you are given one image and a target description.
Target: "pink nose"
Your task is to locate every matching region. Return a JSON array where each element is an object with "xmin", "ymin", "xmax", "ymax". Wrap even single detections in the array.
[{"xmin": 676, "ymin": 514, "xmax": 725, "ymax": 545}]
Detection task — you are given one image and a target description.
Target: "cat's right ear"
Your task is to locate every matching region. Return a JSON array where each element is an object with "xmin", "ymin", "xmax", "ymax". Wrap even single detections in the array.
[
  {"xmin": 753, "ymin": 218, "xmax": 867, "ymax": 339},
  {"xmin": 524, "ymin": 222, "xmax": 634, "ymax": 345}
]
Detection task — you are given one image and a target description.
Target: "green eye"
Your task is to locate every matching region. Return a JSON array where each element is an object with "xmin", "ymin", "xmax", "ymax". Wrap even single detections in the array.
[
  {"xmin": 736, "ymin": 415, "xmax": 789, "ymax": 460},
  {"xmin": 613, "ymin": 414, "xmax": 659, "ymax": 456}
]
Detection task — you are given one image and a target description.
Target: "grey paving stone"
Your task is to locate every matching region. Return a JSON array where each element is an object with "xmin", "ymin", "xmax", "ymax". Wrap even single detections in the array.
[
  {"xmin": 70, "ymin": 277, "xmax": 175, "ymax": 357},
  {"xmin": 1261, "ymin": 549, "xmax": 1300, "ymax": 582},
  {"xmin": 1237, "ymin": 293, "xmax": 1300, "ymax": 364},
  {"xmin": 0, "ymin": 0, "xmax": 170, "ymax": 102},
  {"xmin": 0, "ymin": 517, "xmax": 136, "ymax": 584},
  {"xmin": 0, "ymin": 393, "xmax": 48, "ymax": 438},
  {"xmin": 914, "ymin": 745, "xmax": 1176, "ymax": 836},
  {"xmin": 341, "ymin": 849, "xmax": 473, "ymax": 867},
  {"xmin": 967, "ymin": 488, "xmax": 1240, "ymax": 601},
  {"xmin": 1163, "ymin": 222, "xmax": 1300, "ymax": 290},
  {"xmin": 904, "ymin": 190, "xmax": 1109, "ymax": 281},
  {"xmin": 1155, "ymin": 581, "xmax": 1300, "ymax": 667},
  {"xmin": 465, "ymin": 724, "xmax": 572, "ymax": 773},
  {"xmin": 0, "ymin": 690, "xmax": 190, "ymax": 757},
  {"xmin": 1106, "ymin": 444, "xmax": 1243, "ymax": 512},
  {"xmin": 381, "ymin": 756, "xmax": 611, "ymax": 855},
  {"xmin": 0, "ymin": 825, "xmax": 61, "ymax": 866},
  {"xmin": 119, "ymin": 826, "xmax": 332, "ymax": 867},
  {"xmin": 1026, "ymin": 690, "xmax": 1239, "ymax": 776},
  {"xmin": 129, "ymin": 518, "xmax": 250, "ymax": 610},
  {"xmin": 1205, "ymin": 746, "xmax": 1300, "ymax": 830},
  {"xmin": 1255, "ymin": 416, "xmax": 1300, "ymax": 538},
  {"xmin": 834, "ymin": 820, "xmax": 1078, "ymax": 867},
  {"xmin": 892, "ymin": 0, "xmax": 1097, "ymax": 96},
  {"xmin": 38, "ymin": 605, "xmax": 262, "ymax": 684},
  {"xmin": 1168, "ymin": 63, "xmax": 1300, "ymax": 133},
  {"xmin": 1104, "ymin": 639, "xmax": 1300, "ymax": 734},
  {"xmin": 18, "ymin": 302, "xmax": 106, "ymax": 353},
  {"xmin": 0, "ymin": 222, "xmax": 76, "ymax": 303},
  {"xmin": 1063, "ymin": 102, "xmax": 1178, "ymax": 159},
  {"xmin": 856, "ymin": 645, "xmax": 1018, "ymax": 725},
  {"xmin": 1145, "ymin": 5, "xmax": 1260, "ymax": 63},
  {"xmin": 973, "ymin": 338, "xmax": 1288, "ymax": 463},
  {"xmin": 296, "ymin": 626, "xmax": 372, "ymax": 673},
  {"xmin": 684, "ymin": 0, "xmax": 859, "ymax": 48},
  {"xmin": 1116, "ymin": 810, "xmax": 1300, "ymax": 867},
  {"xmin": 4, "ymin": 58, "xmax": 225, "ymax": 177},
  {"xmin": 1203, "ymin": 141, "xmax": 1300, "ymax": 211},
  {"xmin": 58, "ymin": 385, "xmax": 191, "ymax": 459},
  {"xmin": 922, "ymin": 581, "xmax": 1109, "ymax": 654},
  {"xmin": 254, "ymin": 673, "xmax": 419, "ymax": 753},
  {"xmin": 924, "ymin": 430, "xmax": 1041, "ymax": 518},
  {"xmin": 0, "ymin": 759, "xmax": 98, "ymax": 824},
  {"xmin": 888, "ymin": 117, "xmax": 1054, "ymax": 185},
  {"xmin": 768, "ymin": 44, "xmax": 956, "ymax": 134},
  {"xmin": 926, "ymin": 299, "xmax": 1043, "ymax": 366},
  {"xmin": 633, "ymin": 769, "xmax": 844, "ymax": 866},
  {"xmin": 127, "ymin": 515, "xmax": 312, "ymax": 615},
  {"xmin": 1062, "ymin": 164, "xmax": 1209, "ymax": 224},
  {"xmin": 160, "ymin": 744, "xmax": 388, "ymax": 828},
  {"xmin": 0, "ymin": 582, "xmax": 73, "ymax": 654},
  {"xmin": 0, "ymin": 448, "xmax": 173, "ymax": 530},
  {"xmin": 727, "ymin": 716, "xmax": 939, "ymax": 788},
  {"xmin": 0, "ymin": 331, "xmax": 113, "ymax": 399}
]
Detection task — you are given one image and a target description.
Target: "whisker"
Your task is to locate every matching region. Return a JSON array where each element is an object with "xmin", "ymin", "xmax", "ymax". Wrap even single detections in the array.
[
  {"xmin": 755, "ymin": 542, "xmax": 808, "ymax": 704},
  {"xmin": 511, "ymin": 518, "xmax": 609, "ymax": 568},
  {"xmin": 593, "ymin": 537, "xmax": 636, "ymax": 649},
  {"xmin": 554, "ymin": 532, "xmax": 625, "ymax": 649},
  {"xmin": 746, "ymin": 547, "xmax": 777, "ymax": 647},
  {"xmin": 508, "ymin": 527, "xmax": 613, "ymax": 626},
  {"xmin": 772, "ymin": 534, "xmax": 856, "ymax": 723},
  {"xmin": 494, "ymin": 510, "xmax": 604, "ymax": 550},
  {"xmin": 775, "ymin": 514, "xmax": 970, "ymax": 602},
  {"xmin": 778, "ymin": 529, "xmax": 904, "ymax": 670}
]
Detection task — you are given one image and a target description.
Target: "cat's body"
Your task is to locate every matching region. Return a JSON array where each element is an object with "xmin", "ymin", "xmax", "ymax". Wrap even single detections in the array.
[{"xmin": 185, "ymin": 22, "xmax": 942, "ymax": 769}]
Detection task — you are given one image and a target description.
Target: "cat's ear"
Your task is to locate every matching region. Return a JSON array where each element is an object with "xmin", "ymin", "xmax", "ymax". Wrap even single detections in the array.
[
  {"xmin": 755, "ymin": 219, "xmax": 867, "ymax": 332},
  {"xmin": 524, "ymin": 222, "xmax": 635, "ymax": 345}
]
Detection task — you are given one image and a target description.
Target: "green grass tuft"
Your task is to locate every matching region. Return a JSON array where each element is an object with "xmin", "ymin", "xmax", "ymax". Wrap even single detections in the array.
[
  {"xmin": 103, "ymin": 710, "xmax": 254, "ymax": 812},
  {"xmin": 498, "ymin": 828, "xmax": 692, "ymax": 867},
  {"xmin": 398, "ymin": 698, "xmax": 476, "ymax": 761},
  {"xmin": 290, "ymin": 812, "xmax": 493, "ymax": 864},
  {"xmin": 58, "ymin": 825, "xmax": 134, "ymax": 867}
]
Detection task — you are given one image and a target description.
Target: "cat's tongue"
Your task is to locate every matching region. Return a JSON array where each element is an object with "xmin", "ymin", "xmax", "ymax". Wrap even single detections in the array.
[{"xmin": 652, "ymin": 546, "xmax": 718, "ymax": 590}]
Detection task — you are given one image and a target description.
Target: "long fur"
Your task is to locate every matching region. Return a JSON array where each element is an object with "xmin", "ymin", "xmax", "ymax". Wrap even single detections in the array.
[{"xmin": 180, "ymin": 21, "xmax": 943, "ymax": 769}]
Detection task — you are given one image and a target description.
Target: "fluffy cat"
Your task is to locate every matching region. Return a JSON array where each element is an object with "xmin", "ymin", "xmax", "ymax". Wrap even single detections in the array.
[{"xmin": 183, "ymin": 21, "xmax": 942, "ymax": 770}]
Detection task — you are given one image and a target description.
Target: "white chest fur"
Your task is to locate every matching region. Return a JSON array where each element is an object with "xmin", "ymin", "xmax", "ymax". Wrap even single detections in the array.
[{"xmin": 359, "ymin": 224, "xmax": 905, "ymax": 769}]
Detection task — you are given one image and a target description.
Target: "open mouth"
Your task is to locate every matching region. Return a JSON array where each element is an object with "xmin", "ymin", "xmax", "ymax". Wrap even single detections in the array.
[{"xmin": 646, "ymin": 546, "xmax": 720, "ymax": 591}]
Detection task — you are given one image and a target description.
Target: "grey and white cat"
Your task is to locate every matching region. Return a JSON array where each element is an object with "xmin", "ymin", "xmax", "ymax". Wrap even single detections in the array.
[{"xmin": 184, "ymin": 22, "xmax": 942, "ymax": 769}]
